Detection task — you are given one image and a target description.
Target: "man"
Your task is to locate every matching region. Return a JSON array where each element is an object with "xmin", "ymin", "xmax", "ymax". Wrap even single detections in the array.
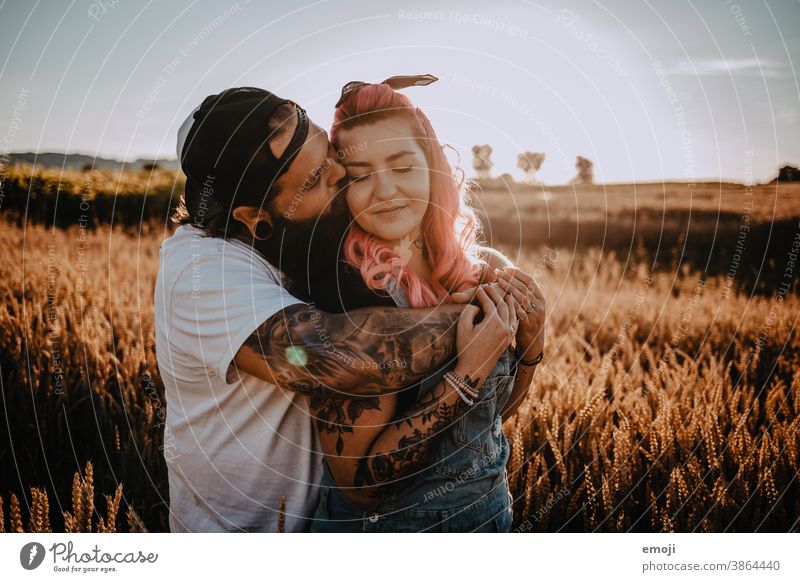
[{"xmin": 154, "ymin": 87, "xmax": 479, "ymax": 532}]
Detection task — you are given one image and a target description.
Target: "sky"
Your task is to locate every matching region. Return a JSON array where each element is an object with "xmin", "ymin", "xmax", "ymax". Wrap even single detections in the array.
[{"xmin": 1, "ymin": 0, "xmax": 798, "ymax": 183}]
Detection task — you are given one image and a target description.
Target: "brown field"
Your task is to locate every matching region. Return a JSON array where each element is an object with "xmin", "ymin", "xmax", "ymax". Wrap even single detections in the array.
[
  {"xmin": 1, "ymin": 178, "xmax": 799, "ymax": 532},
  {"xmin": 474, "ymin": 181, "xmax": 800, "ymax": 224}
]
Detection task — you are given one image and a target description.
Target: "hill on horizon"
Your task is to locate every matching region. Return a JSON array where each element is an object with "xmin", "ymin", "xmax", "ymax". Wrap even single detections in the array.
[{"xmin": 5, "ymin": 151, "xmax": 180, "ymax": 172}]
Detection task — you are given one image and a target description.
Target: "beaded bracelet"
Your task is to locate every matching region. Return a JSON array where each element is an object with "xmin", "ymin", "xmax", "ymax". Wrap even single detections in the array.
[
  {"xmin": 451, "ymin": 375, "xmax": 479, "ymax": 399},
  {"xmin": 447, "ymin": 371, "xmax": 480, "ymax": 398},
  {"xmin": 443, "ymin": 371, "xmax": 477, "ymax": 406}
]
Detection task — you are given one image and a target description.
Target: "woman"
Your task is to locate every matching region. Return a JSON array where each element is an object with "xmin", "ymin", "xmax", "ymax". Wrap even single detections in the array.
[{"xmin": 306, "ymin": 76, "xmax": 545, "ymax": 532}]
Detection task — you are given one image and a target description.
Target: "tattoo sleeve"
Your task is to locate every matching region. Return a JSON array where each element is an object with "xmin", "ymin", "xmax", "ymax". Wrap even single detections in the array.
[{"xmin": 239, "ymin": 302, "xmax": 461, "ymax": 397}]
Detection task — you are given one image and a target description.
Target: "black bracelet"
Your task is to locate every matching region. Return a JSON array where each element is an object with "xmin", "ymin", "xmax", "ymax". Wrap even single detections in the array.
[{"xmin": 516, "ymin": 349, "xmax": 543, "ymax": 367}]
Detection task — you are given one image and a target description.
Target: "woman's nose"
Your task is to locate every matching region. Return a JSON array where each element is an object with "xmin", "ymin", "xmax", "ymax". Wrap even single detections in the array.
[{"xmin": 372, "ymin": 170, "xmax": 398, "ymax": 200}]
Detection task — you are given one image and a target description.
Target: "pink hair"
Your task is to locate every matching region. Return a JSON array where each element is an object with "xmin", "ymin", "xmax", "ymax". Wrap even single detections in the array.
[{"xmin": 333, "ymin": 83, "xmax": 482, "ymax": 308}]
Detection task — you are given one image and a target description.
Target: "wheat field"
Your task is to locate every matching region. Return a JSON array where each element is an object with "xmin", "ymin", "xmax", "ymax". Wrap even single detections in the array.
[{"xmin": 1, "ymin": 212, "xmax": 798, "ymax": 532}]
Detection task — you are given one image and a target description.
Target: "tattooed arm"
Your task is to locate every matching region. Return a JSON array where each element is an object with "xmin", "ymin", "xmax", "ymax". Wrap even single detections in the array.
[
  {"xmin": 233, "ymin": 302, "xmax": 462, "ymax": 397},
  {"xmin": 312, "ymin": 286, "xmax": 518, "ymax": 510}
]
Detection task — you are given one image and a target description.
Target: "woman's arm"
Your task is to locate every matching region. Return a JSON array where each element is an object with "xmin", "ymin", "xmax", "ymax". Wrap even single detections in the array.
[
  {"xmin": 502, "ymin": 359, "xmax": 538, "ymax": 421},
  {"xmin": 452, "ymin": 264, "xmax": 546, "ymax": 422},
  {"xmin": 498, "ymin": 267, "xmax": 546, "ymax": 421}
]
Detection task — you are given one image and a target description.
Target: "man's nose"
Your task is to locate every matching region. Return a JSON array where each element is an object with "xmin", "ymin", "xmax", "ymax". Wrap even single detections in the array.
[{"xmin": 327, "ymin": 158, "xmax": 346, "ymax": 186}]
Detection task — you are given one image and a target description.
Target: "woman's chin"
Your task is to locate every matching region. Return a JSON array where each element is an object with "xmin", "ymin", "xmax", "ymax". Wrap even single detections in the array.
[{"xmin": 365, "ymin": 226, "xmax": 417, "ymax": 244}]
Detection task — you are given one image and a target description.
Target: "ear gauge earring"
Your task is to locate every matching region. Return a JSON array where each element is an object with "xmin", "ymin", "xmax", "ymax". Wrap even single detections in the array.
[{"xmin": 254, "ymin": 220, "xmax": 273, "ymax": 240}]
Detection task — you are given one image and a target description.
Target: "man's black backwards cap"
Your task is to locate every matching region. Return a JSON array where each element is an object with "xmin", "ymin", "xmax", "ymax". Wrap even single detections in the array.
[{"xmin": 177, "ymin": 87, "xmax": 309, "ymax": 225}]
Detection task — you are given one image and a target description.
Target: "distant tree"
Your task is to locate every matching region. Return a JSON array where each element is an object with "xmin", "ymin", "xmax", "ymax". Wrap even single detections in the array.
[
  {"xmin": 81, "ymin": 163, "xmax": 94, "ymax": 172},
  {"xmin": 517, "ymin": 151, "xmax": 546, "ymax": 184},
  {"xmin": 572, "ymin": 156, "xmax": 594, "ymax": 184},
  {"xmin": 471, "ymin": 145, "xmax": 493, "ymax": 179},
  {"xmin": 142, "ymin": 162, "xmax": 160, "ymax": 173},
  {"xmin": 774, "ymin": 164, "xmax": 800, "ymax": 183}
]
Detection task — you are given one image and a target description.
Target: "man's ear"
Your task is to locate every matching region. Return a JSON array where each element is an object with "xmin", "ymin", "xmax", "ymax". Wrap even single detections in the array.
[{"xmin": 231, "ymin": 205, "xmax": 272, "ymax": 239}]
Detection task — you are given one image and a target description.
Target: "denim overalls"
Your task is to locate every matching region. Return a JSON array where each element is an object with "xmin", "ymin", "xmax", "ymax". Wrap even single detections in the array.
[{"xmin": 311, "ymin": 281, "xmax": 516, "ymax": 532}]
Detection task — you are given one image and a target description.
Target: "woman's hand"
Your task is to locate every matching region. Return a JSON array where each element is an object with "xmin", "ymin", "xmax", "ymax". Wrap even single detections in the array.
[
  {"xmin": 497, "ymin": 267, "xmax": 545, "ymax": 361},
  {"xmin": 453, "ymin": 283, "xmax": 518, "ymax": 385}
]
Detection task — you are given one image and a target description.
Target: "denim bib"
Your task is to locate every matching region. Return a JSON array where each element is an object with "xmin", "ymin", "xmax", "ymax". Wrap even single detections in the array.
[{"xmin": 311, "ymin": 279, "xmax": 516, "ymax": 532}]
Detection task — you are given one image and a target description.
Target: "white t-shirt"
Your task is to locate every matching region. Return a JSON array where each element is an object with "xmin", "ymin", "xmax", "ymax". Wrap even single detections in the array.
[{"xmin": 154, "ymin": 224, "xmax": 323, "ymax": 532}]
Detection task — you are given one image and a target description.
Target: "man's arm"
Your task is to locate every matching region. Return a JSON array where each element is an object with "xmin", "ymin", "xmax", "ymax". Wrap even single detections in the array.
[{"xmin": 233, "ymin": 302, "xmax": 463, "ymax": 397}]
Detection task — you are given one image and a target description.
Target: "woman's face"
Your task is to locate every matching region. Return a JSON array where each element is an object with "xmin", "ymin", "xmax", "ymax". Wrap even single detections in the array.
[{"xmin": 336, "ymin": 117, "xmax": 430, "ymax": 244}]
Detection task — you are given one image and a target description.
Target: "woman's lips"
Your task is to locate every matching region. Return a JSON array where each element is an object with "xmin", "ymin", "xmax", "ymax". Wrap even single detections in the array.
[{"xmin": 373, "ymin": 204, "xmax": 408, "ymax": 216}]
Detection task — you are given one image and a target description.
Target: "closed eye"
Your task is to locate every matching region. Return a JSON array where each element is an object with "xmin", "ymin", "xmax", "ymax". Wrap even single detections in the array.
[
  {"xmin": 347, "ymin": 173, "xmax": 370, "ymax": 183},
  {"xmin": 393, "ymin": 165, "xmax": 413, "ymax": 173}
]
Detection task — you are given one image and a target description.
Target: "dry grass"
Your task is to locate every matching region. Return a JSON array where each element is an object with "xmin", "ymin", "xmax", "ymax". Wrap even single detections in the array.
[
  {"xmin": 1, "ymin": 220, "xmax": 166, "ymax": 531},
  {"xmin": 506, "ymin": 246, "xmax": 800, "ymax": 531},
  {"xmin": 1, "ymin": 215, "xmax": 798, "ymax": 532},
  {"xmin": 0, "ymin": 462, "xmax": 144, "ymax": 533}
]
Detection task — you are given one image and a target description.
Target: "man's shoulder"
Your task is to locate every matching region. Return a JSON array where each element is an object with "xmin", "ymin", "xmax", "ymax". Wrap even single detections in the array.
[
  {"xmin": 160, "ymin": 226, "xmax": 272, "ymax": 273},
  {"xmin": 156, "ymin": 225, "xmax": 285, "ymax": 303}
]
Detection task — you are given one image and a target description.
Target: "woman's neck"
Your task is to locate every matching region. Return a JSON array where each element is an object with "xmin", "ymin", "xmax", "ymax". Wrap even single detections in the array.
[
  {"xmin": 392, "ymin": 230, "xmax": 433, "ymax": 286},
  {"xmin": 406, "ymin": 248, "xmax": 433, "ymax": 286}
]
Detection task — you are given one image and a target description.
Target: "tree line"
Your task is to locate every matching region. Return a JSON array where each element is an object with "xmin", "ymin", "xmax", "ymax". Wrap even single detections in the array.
[{"xmin": 472, "ymin": 145, "xmax": 594, "ymax": 185}]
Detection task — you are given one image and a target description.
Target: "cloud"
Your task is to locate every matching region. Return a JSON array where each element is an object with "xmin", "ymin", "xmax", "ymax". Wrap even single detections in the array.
[{"xmin": 664, "ymin": 57, "xmax": 789, "ymax": 78}]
